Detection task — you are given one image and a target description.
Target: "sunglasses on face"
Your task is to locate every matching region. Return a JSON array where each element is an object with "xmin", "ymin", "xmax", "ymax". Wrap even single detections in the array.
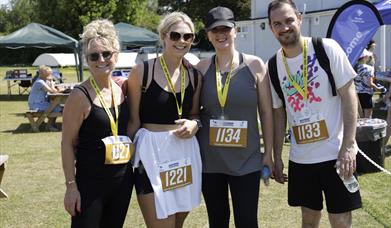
[
  {"xmin": 210, "ymin": 26, "xmax": 232, "ymax": 34},
  {"xmin": 168, "ymin": 31, "xmax": 194, "ymax": 42},
  {"xmin": 87, "ymin": 51, "xmax": 114, "ymax": 62}
]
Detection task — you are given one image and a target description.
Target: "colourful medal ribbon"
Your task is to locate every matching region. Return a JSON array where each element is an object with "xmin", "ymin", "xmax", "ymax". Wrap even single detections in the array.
[
  {"xmin": 282, "ymin": 39, "xmax": 308, "ymax": 101},
  {"xmin": 159, "ymin": 56, "xmax": 186, "ymax": 119},
  {"xmin": 215, "ymin": 56, "xmax": 234, "ymax": 112},
  {"xmin": 90, "ymin": 77, "xmax": 119, "ymax": 136}
]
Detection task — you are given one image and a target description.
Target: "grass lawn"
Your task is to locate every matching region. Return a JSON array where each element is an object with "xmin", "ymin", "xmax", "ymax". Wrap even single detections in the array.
[{"xmin": 0, "ymin": 67, "xmax": 390, "ymax": 227}]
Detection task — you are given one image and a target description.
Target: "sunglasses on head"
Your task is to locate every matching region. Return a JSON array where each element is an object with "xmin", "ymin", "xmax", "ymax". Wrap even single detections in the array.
[
  {"xmin": 210, "ymin": 26, "xmax": 232, "ymax": 34},
  {"xmin": 168, "ymin": 31, "xmax": 194, "ymax": 42},
  {"xmin": 87, "ymin": 51, "xmax": 114, "ymax": 62}
]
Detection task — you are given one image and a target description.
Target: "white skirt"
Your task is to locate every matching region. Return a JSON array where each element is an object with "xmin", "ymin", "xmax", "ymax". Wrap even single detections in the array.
[{"xmin": 133, "ymin": 128, "xmax": 202, "ymax": 219}]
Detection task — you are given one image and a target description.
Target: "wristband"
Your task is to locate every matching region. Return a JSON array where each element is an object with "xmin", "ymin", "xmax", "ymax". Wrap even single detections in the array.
[
  {"xmin": 193, "ymin": 119, "xmax": 202, "ymax": 128},
  {"xmin": 66, "ymin": 180, "xmax": 76, "ymax": 185}
]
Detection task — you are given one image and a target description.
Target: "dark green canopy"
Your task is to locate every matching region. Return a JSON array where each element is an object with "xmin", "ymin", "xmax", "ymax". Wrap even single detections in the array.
[
  {"xmin": 115, "ymin": 22, "xmax": 159, "ymax": 48},
  {"xmin": 0, "ymin": 23, "xmax": 78, "ymax": 49},
  {"xmin": 0, "ymin": 23, "xmax": 82, "ymax": 81}
]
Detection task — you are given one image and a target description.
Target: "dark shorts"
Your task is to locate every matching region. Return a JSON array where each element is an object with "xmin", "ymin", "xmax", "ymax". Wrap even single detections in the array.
[
  {"xmin": 288, "ymin": 160, "xmax": 362, "ymax": 213},
  {"xmin": 134, "ymin": 163, "xmax": 154, "ymax": 195},
  {"xmin": 358, "ymin": 93, "xmax": 373, "ymax": 109}
]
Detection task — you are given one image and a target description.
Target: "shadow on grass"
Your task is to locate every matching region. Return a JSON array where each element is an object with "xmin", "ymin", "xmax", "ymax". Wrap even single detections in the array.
[
  {"xmin": 2, "ymin": 123, "xmax": 62, "ymax": 134},
  {"xmin": 0, "ymin": 94, "xmax": 28, "ymax": 101},
  {"xmin": 2, "ymin": 123, "xmax": 41, "ymax": 134},
  {"xmin": 12, "ymin": 112, "xmax": 26, "ymax": 117}
]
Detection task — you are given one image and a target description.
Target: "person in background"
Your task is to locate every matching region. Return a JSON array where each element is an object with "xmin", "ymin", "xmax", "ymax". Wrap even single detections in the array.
[
  {"xmin": 28, "ymin": 65, "xmax": 61, "ymax": 131},
  {"xmin": 196, "ymin": 6, "xmax": 274, "ymax": 228},
  {"xmin": 61, "ymin": 19, "xmax": 134, "ymax": 227},
  {"xmin": 366, "ymin": 39, "xmax": 377, "ymax": 70},
  {"xmin": 367, "ymin": 39, "xmax": 390, "ymax": 111},
  {"xmin": 268, "ymin": 0, "xmax": 362, "ymax": 227},
  {"xmin": 354, "ymin": 49, "xmax": 383, "ymax": 118},
  {"xmin": 127, "ymin": 12, "xmax": 202, "ymax": 228}
]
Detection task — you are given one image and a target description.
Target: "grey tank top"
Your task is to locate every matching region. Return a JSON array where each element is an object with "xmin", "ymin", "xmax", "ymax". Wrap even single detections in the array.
[{"xmin": 197, "ymin": 54, "xmax": 263, "ymax": 175}]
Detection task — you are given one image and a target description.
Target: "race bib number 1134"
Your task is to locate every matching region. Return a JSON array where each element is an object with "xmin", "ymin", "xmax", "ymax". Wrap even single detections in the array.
[{"xmin": 209, "ymin": 119, "xmax": 248, "ymax": 148}]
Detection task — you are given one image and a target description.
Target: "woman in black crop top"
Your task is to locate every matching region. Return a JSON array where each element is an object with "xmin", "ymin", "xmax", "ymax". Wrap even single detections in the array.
[
  {"xmin": 61, "ymin": 19, "xmax": 134, "ymax": 227},
  {"xmin": 127, "ymin": 12, "xmax": 202, "ymax": 228}
]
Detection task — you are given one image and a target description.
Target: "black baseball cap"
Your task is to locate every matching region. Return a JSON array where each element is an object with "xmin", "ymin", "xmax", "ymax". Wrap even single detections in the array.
[{"xmin": 204, "ymin": 6, "xmax": 235, "ymax": 31}]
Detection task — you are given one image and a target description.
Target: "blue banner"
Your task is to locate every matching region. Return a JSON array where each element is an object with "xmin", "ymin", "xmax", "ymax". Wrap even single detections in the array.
[
  {"xmin": 327, "ymin": 1, "xmax": 385, "ymax": 65},
  {"xmin": 376, "ymin": 0, "xmax": 391, "ymax": 24}
]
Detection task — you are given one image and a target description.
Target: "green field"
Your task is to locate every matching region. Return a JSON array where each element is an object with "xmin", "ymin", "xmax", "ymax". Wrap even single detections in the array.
[{"xmin": 0, "ymin": 67, "xmax": 390, "ymax": 227}]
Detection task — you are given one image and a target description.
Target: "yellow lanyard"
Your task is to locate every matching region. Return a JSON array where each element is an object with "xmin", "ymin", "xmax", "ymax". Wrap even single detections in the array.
[
  {"xmin": 215, "ymin": 56, "xmax": 234, "ymax": 111},
  {"xmin": 282, "ymin": 39, "xmax": 308, "ymax": 101},
  {"xmin": 90, "ymin": 77, "xmax": 119, "ymax": 136},
  {"xmin": 159, "ymin": 56, "xmax": 186, "ymax": 119}
]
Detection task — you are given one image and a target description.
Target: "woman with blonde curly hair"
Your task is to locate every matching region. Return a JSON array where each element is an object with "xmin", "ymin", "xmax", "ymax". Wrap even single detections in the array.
[
  {"xmin": 61, "ymin": 19, "xmax": 134, "ymax": 227},
  {"xmin": 127, "ymin": 12, "xmax": 202, "ymax": 228}
]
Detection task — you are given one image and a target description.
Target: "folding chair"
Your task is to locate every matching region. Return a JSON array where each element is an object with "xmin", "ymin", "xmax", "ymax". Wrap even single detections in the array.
[
  {"xmin": 18, "ymin": 80, "xmax": 32, "ymax": 95},
  {"xmin": 52, "ymin": 68, "xmax": 63, "ymax": 83}
]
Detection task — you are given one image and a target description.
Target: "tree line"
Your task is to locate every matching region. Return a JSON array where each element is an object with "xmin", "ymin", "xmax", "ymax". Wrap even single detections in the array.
[{"xmin": 0, "ymin": 0, "xmax": 250, "ymax": 65}]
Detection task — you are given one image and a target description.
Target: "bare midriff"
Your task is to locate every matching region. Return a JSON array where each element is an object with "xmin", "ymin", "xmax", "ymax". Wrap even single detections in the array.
[{"xmin": 142, "ymin": 123, "xmax": 179, "ymax": 132}]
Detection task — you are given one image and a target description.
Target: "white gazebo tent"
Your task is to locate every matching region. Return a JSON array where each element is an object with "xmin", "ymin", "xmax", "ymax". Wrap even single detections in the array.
[{"xmin": 32, "ymin": 53, "xmax": 76, "ymax": 67}]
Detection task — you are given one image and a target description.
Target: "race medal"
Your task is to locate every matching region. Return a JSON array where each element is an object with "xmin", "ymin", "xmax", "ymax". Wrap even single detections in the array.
[
  {"xmin": 215, "ymin": 56, "xmax": 234, "ymax": 120},
  {"xmin": 209, "ymin": 119, "xmax": 248, "ymax": 147},
  {"xmin": 301, "ymin": 106, "xmax": 311, "ymax": 119},
  {"xmin": 219, "ymin": 111, "xmax": 229, "ymax": 120},
  {"xmin": 159, "ymin": 158, "xmax": 193, "ymax": 192},
  {"xmin": 102, "ymin": 135, "xmax": 133, "ymax": 164},
  {"xmin": 292, "ymin": 114, "xmax": 329, "ymax": 144}
]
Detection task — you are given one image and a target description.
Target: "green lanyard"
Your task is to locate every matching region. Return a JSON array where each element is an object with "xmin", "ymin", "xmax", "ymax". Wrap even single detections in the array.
[
  {"xmin": 215, "ymin": 56, "xmax": 234, "ymax": 111},
  {"xmin": 159, "ymin": 56, "xmax": 186, "ymax": 119},
  {"xmin": 90, "ymin": 77, "xmax": 119, "ymax": 136},
  {"xmin": 282, "ymin": 39, "xmax": 308, "ymax": 101}
]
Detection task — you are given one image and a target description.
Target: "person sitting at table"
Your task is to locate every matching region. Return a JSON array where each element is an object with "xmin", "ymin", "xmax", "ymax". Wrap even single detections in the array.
[{"xmin": 28, "ymin": 65, "xmax": 62, "ymax": 131}]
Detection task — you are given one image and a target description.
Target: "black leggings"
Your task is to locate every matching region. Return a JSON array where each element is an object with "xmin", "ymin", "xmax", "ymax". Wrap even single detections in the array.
[
  {"xmin": 202, "ymin": 171, "xmax": 261, "ymax": 228},
  {"xmin": 71, "ymin": 172, "xmax": 134, "ymax": 228}
]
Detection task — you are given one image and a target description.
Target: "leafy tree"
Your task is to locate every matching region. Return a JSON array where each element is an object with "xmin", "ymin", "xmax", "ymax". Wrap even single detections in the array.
[
  {"xmin": 34, "ymin": 0, "xmax": 118, "ymax": 39},
  {"xmin": 158, "ymin": 0, "xmax": 250, "ymax": 21},
  {"xmin": 0, "ymin": 0, "xmax": 36, "ymax": 34},
  {"xmin": 0, "ymin": 6, "xmax": 8, "ymax": 34},
  {"xmin": 1, "ymin": 0, "xmax": 161, "ymax": 64},
  {"xmin": 33, "ymin": 0, "xmax": 160, "ymax": 39},
  {"xmin": 113, "ymin": 0, "xmax": 160, "ymax": 33}
]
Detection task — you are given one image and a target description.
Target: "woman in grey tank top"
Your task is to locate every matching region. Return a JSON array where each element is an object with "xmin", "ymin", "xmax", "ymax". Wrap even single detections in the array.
[{"xmin": 195, "ymin": 6, "xmax": 275, "ymax": 228}]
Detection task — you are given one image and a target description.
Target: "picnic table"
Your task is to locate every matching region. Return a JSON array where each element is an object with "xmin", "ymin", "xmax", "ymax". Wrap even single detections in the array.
[{"xmin": 26, "ymin": 85, "xmax": 73, "ymax": 132}]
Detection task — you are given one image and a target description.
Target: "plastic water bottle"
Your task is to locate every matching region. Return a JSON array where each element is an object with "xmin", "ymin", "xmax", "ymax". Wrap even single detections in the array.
[
  {"xmin": 262, "ymin": 166, "xmax": 270, "ymax": 186},
  {"xmin": 335, "ymin": 161, "xmax": 359, "ymax": 193}
]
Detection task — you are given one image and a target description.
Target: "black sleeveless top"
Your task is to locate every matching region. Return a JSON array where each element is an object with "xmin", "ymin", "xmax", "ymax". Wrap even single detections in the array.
[
  {"xmin": 75, "ymin": 86, "xmax": 131, "ymax": 179},
  {"xmin": 140, "ymin": 59, "xmax": 195, "ymax": 124}
]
